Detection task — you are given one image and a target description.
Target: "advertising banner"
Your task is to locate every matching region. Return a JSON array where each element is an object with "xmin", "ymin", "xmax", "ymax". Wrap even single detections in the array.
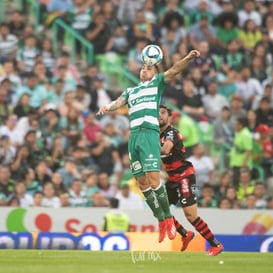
[
  {"xmin": 212, "ymin": 235, "xmax": 273, "ymax": 252},
  {"xmin": 0, "ymin": 208, "xmax": 273, "ymax": 235},
  {"xmin": 0, "ymin": 232, "xmax": 272, "ymax": 252},
  {"xmin": 0, "ymin": 232, "xmax": 205, "ymax": 251}
]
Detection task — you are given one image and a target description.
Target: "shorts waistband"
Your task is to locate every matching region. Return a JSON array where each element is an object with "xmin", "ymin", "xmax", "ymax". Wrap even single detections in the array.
[{"xmin": 131, "ymin": 126, "xmax": 158, "ymax": 132}]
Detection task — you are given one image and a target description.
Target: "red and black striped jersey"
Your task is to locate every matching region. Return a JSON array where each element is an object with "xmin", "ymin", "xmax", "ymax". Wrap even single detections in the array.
[{"xmin": 160, "ymin": 125, "xmax": 194, "ymax": 182}]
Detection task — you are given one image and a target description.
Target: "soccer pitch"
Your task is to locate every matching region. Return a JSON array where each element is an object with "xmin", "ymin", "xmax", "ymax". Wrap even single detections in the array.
[{"xmin": 0, "ymin": 250, "xmax": 272, "ymax": 273}]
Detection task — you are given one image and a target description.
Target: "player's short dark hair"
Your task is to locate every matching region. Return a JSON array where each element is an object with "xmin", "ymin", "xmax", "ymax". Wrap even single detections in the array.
[
  {"xmin": 12, "ymin": 10, "xmax": 22, "ymax": 15},
  {"xmin": 0, "ymin": 22, "xmax": 9, "ymax": 28},
  {"xmin": 154, "ymin": 64, "xmax": 159, "ymax": 73},
  {"xmin": 160, "ymin": 105, "xmax": 172, "ymax": 116},
  {"xmin": 236, "ymin": 116, "xmax": 247, "ymax": 127},
  {"xmin": 240, "ymin": 167, "xmax": 250, "ymax": 174},
  {"xmin": 222, "ymin": 106, "xmax": 230, "ymax": 111},
  {"xmin": 109, "ymin": 198, "xmax": 119, "ymax": 208},
  {"xmin": 61, "ymin": 51, "xmax": 70, "ymax": 57},
  {"xmin": 33, "ymin": 191, "xmax": 44, "ymax": 197},
  {"xmin": 260, "ymin": 96, "xmax": 270, "ymax": 104}
]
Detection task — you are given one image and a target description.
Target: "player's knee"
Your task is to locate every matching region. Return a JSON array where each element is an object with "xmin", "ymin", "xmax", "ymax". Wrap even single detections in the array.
[
  {"xmin": 139, "ymin": 183, "xmax": 149, "ymax": 190},
  {"xmin": 146, "ymin": 172, "xmax": 160, "ymax": 188},
  {"xmin": 137, "ymin": 177, "xmax": 149, "ymax": 190}
]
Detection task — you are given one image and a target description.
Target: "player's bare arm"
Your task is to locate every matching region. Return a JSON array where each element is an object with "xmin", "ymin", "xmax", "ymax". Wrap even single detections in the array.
[
  {"xmin": 96, "ymin": 96, "xmax": 126, "ymax": 115},
  {"xmin": 164, "ymin": 50, "xmax": 200, "ymax": 83},
  {"xmin": 161, "ymin": 140, "xmax": 174, "ymax": 155}
]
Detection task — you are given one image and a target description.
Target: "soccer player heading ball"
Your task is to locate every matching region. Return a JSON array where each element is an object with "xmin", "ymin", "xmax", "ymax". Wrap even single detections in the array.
[{"xmin": 97, "ymin": 46, "xmax": 200, "ymax": 243}]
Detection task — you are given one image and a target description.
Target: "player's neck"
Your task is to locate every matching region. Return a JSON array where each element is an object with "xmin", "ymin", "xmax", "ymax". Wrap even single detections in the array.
[{"xmin": 160, "ymin": 123, "xmax": 170, "ymax": 133}]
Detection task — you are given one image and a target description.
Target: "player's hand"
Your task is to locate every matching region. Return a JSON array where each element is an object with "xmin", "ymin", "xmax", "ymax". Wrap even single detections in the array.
[
  {"xmin": 189, "ymin": 50, "xmax": 200, "ymax": 59},
  {"xmin": 96, "ymin": 106, "xmax": 108, "ymax": 115}
]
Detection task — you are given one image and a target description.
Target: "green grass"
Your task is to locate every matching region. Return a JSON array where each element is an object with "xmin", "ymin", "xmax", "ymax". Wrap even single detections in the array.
[{"xmin": 0, "ymin": 250, "xmax": 272, "ymax": 273}]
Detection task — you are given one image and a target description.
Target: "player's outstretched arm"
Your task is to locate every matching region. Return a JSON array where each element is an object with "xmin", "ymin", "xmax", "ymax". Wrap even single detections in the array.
[
  {"xmin": 164, "ymin": 50, "xmax": 200, "ymax": 83},
  {"xmin": 96, "ymin": 96, "xmax": 127, "ymax": 115}
]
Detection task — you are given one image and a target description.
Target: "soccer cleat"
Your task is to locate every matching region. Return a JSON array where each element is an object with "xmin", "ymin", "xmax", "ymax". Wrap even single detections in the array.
[
  {"xmin": 158, "ymin": 220, "xmax": 166, "ymax": 243},
  {"xmin": 207, "ymin": 243, "xmax": 224, "ymax": 256},
  {"xmin": 181, "ymin": 231, "xmax": 195, "ymax": 251},
  {"xmin": 165, "ymin": 217, "xmax": 176, "ymax": 240}
]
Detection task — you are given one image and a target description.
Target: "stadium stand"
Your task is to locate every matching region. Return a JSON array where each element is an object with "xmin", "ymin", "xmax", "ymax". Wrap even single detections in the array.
[{"xmin": 0, "ymin": 0, "xmax": 273, "ymax": 210}]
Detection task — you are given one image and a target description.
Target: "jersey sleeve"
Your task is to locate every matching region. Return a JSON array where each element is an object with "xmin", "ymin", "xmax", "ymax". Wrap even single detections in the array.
[
  {"xmin": 156, "ymin": 73, "xmax": 167, "ymax": 97},
  {"xmin": 121, "ymin": 88, "xmax": 129, "ymax": 103}
]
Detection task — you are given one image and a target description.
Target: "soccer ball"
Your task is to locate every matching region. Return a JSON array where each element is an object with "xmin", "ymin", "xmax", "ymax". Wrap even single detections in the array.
[{"xmin": 141, "ymin": 45, "xmax": 163, "ymax": 66}]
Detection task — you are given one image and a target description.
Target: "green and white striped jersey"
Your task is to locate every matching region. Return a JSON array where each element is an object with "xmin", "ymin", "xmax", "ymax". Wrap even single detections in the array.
[
  {"xmin": 121, "ymin": 73, "xmax": 166, "ymax": 131},
  {"xmin": 16, "ymin": 46, "xmax": 40, "ymax": 72},
  {"xmin": 70, "ymin": 7, "xmax": 92, "ymax": 30}
]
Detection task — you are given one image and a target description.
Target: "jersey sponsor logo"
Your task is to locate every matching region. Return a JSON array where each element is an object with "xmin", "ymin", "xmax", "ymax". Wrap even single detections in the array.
[
  {"xmin": 145, "ymin": 155, "xmax": 158, "ymax": 168},
  {"xmin": 130, "ymin": 96, "xmax": 156, "ymax": 106},
  {"xmin": 132, "ymin": 161, "xmax": 142, "ymax": 171},
  {"xmin": 181, "ymin": 178, "xmax": 189, "ymax": 192},
  {"xmin": 144, "ymin": 162, "xmax": 158, "ymax": 168},
  {"xmin": 176, "ymin": 188, "xmax": 181, "ymax": 197},
  {"xmin": 146, "ymin": 155, "xmax": 157, "ymax": 162},
  {"xmin": 135, "ymin": 96, "xmax": 156, "ymax": 104},
  {"xmin": 166, "ymin": 131, "xmax": 174, "ymax": 141}
]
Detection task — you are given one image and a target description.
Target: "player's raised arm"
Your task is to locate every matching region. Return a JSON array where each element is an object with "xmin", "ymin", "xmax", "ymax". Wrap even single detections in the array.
[
  {"xmin": 96, "ymin": 96, "xmax": 127, "ymax": 115},
  {"xmin": 164, "ymin": 50, "xmax": 200, "ymax": 83}
]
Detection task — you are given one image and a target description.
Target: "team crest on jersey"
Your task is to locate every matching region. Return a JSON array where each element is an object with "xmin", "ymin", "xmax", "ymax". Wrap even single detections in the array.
[{"xmin": 132, "ymin": 161, "xmax": 142, "ymax": 171}]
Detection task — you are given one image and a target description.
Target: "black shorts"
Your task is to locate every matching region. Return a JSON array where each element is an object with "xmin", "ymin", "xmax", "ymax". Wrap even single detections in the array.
[{"xmin": 165, "ymin": 174, "xmax": 197, "ymax": 208}]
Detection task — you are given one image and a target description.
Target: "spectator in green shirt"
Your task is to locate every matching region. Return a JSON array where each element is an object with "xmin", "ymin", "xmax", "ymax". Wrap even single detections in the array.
[
  {"xmin": 171, "ymin": 111, "xmax": 199, "ymax": 157},
  {"xmin": 190, "ymin": 0, "xmax": 214, "ymax": 25},
  {"xmin": 230, "ymin": 117, "xmax": 253, "ymax": 189},
  {"xmin": 239, "ymin": 19, "xmax": 262, "ymax": 52},
  {"xmin": 221, "ymin": 40, "xmax": 246, "ymax": 74},
  {"xmin": 216, "ymin": 18, "xmax": 239, "ymax": 50},
  {"xmin": 236, "ymin": 168, "xmax": 255, "ymax": 208}
]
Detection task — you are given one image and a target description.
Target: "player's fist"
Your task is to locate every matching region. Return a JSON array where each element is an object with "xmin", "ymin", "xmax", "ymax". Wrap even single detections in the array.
[{"xmin": 188, "ymin": 50, "xmax": 200, "ymax": 59}]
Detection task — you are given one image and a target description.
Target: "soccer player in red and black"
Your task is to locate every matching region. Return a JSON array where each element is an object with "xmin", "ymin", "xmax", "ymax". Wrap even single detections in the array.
[{"xmin": 159, "ymin": 105, "xmax": 223, "ymax": 256}]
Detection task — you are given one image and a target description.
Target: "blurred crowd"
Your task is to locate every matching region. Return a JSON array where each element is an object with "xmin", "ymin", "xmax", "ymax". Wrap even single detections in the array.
[{"xmin": 1, "ymin": 0, "xmax": 273, "ymax": 210}]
